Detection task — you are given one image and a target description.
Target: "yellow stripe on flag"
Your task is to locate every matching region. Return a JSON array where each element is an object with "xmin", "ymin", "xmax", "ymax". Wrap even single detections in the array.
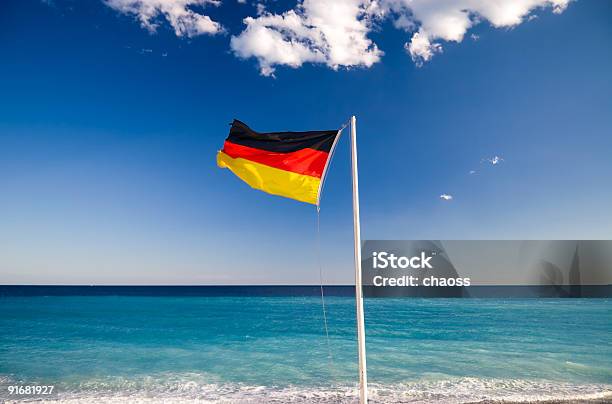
[{"xmin": 217, "ymin": 151, "xmax": 321, "ymax": 205}]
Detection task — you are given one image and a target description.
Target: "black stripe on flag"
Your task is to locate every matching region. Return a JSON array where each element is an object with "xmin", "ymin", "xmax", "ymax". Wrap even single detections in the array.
[{"xmin": 227, "ymin": 120, "xmax": 338, "ymax": 153}]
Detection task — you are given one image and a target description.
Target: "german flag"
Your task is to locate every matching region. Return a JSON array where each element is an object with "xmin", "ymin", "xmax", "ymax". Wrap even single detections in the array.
[{"xmin": 217, "ymin": 120, "xmax": 341, "ymax": 205}]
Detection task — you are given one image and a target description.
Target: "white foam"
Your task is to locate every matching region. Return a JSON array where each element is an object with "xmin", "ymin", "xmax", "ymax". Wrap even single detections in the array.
[{"xmin": 5, "ymin": 376, "xmax": 611, "ymax": 403}]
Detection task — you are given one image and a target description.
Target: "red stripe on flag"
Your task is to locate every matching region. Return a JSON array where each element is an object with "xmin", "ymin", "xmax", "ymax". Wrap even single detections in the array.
[{"xmin": 221, "ymin": 141, "xmax": 328, "ymax": 178}]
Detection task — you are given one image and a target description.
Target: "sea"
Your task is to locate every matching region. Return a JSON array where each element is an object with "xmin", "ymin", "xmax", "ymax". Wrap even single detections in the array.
[{"xmin": 0, "ymin": 286, "xmax": 610, "ymax": 403}]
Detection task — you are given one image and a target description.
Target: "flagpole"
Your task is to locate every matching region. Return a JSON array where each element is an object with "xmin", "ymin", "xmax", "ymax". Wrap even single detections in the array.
[{"xmin": 350, "ymin": 115, "xmax": 368, "ymax": 404}]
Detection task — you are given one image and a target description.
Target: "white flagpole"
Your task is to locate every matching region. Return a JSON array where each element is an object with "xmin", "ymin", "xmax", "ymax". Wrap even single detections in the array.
[{"xmin": 350, "ymin": 115, "xmax": 368, "ymax": 404}]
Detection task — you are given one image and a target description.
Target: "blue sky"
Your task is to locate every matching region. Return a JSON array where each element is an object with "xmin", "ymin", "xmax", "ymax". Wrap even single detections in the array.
[{"xmin": 1, "ymin": 0, "xmax": 611, "ymax": 284}]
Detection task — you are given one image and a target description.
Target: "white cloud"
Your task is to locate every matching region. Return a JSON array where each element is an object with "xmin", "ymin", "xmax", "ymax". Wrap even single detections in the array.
[
  {"xmin": 255, "ymin": 2, "xmax": 266, "ymax": 16},
  {"xmin": 105, "ymin": 0, "xmax": 223, "ymax": 37},
  {"xmin": 405, "ymin": 29, "xmax": 442, "ymax": 66},
  {"xmin": 230, "ymin": 0, "xmax": 382, "ymax": 76},
  {"xmin": 440, "ymin": 194, "xmax": 453, "ymax": 201},
  {"xmin": 103, "ymin": 0, "xmax": 572, "ymax": 73},
  {"xmin": 230, "ymin": 0, "xmax": 570, "ymax": 74},
  {"xmin": 483, "ymin": 155, "xmax": 504, "ymax": 165},
  {"xmin": 379, "ymin": 0, "xmax": 571, "ymax": 65},
  {"xmin": 393, "ymin": 14, "xmax": 415, "ymax": 31}
]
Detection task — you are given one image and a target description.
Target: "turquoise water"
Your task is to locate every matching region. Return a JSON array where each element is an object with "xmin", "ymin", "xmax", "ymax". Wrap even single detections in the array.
[{"xmin": 1, "ymin": 296, "xmax": 611, "ymax": 402}]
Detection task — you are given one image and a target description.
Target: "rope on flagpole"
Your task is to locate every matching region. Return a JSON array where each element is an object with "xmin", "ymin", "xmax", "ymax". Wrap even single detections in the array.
[
  {"xmin": 316, "ymin": 205, "xmax": 335, "ymax": 379},
  {"xmin": 314, "ymin": 119, "xmax": 350, "ymax": 384}
]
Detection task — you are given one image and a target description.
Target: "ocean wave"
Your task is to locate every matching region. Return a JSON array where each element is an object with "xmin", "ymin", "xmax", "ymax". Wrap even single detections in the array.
[{"xmin": 3, "ymin": 375, "xmax": 611, "ymax": 403}]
